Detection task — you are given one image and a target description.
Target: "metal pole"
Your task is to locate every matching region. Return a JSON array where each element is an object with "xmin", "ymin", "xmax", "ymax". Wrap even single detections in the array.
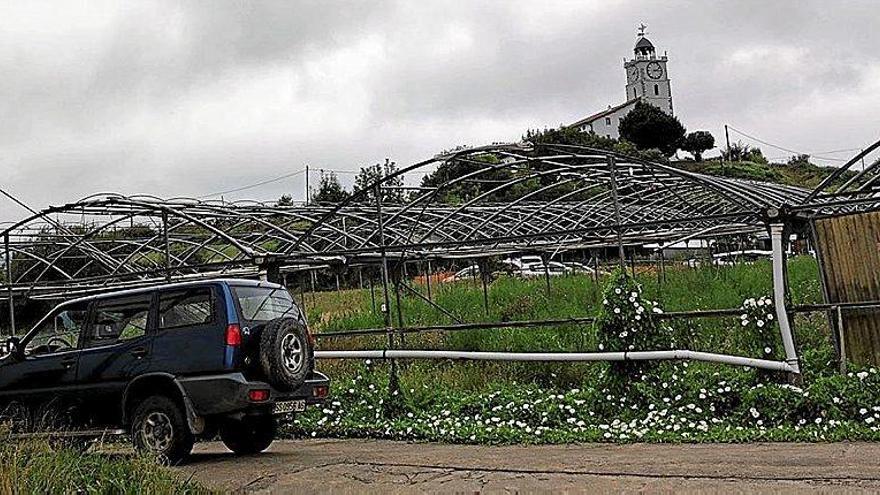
[
  {"xmin": 480, "ymin": 259, "xmax": 490, "ymax": 316},
  {"xmin": 315, "ymin": 349, "xmax": 797, "ymax": 372},
  {"xmin": 374, "ymin": 182, "xmax": 398, "ymax": 391},
  {"xmin": 162, "ymin": 211, "xmax": 171, "ymax": 282},
  {"xmin": 724, "ymin": 124, "xmax": 731, "ymax": 164},
  {"xmin": 393, "ymin": 265, "xmax": 405, "ymax": 329},
  {"xmin": 770, "ymin": 222, "xmax": 800, "ymax": 375},
  {"xmin": 305, "ymin": 164, "xmax": 310, "ymax": 205},
  {"xmin": 425, "ymin": 259, "xmax": 433, "ymax": 302},
  {"xmin": 837, "ymin": 306, "xmax": 846, "ymax": 374},
  {"xmin": 299, "ymin": 276, "xmax": 307, "ymax": 314},
  {"xmin": 607, "ymin": 155, "xmax": 627, "ymax": 271},
  {"xmin": 542, "ymin": 255, "xmax": 551, "ymax": 297},
  {"xmin": 375, "ymin": 184, "xmax": 392, "ymax": 329},
  {"xmin": 4, "ymin": 234, "xmax": 14, "ymax": 336},
  {"xmin": 628, "ymin": 250, "xmax": 636, "ymax": 278},
  {"xmin": 660, "ymin": 248, "xmax": 666, "ymax": 284}
]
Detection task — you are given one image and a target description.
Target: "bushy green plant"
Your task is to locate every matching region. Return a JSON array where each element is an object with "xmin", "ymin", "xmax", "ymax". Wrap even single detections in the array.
[
  {"xmin": 595, "ymin": 269, "xmax": 670, "ymax": 353},
  {"xmin": 739, "ymin": 295, "xmax": 779, "ymax": 358}
]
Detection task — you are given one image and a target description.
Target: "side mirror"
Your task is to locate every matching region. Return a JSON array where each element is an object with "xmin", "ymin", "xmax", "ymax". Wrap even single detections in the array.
[{"xmin": 2, "ymin": 336, "xmax": 21, "ymax": 359}]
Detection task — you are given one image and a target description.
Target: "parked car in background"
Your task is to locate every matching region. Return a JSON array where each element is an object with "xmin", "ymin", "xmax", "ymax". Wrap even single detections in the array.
[
  {"xmin": 712, "ymin": 250, "xmax": 773, "ymax": 266},
  {"xmin": 0, "ymin": 279, "xmax": 329, "ymax": 464}
]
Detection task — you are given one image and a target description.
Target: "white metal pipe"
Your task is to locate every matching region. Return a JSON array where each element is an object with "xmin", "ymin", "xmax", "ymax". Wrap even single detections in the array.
[
  {"xmin": 769, "ymin": 223, "xmax": 801, "ymax": 374},
  {"xmin": 315, "ymin": 349, "xmax": 795, "ymax": 372}
]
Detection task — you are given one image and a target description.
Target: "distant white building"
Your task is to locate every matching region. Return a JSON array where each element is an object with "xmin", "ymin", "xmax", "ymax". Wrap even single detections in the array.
[{"xmin": 571, "ymin": 26, "xmax": 674, "ymax": 139}]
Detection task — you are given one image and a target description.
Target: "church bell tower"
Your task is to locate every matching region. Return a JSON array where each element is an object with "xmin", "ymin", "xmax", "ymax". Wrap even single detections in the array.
[{"xmin": 623, "ymin": 24, "xmax": 673, "ymax": 115}]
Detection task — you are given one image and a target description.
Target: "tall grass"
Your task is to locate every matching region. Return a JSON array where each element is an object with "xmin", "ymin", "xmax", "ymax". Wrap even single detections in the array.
[
  {"xmin": 307, "ymin": 257, "xmax": 832, "ymax": 389},
  {"xmin": 0, "ymin": 440, "xmax": 209, "ymax": 494}
]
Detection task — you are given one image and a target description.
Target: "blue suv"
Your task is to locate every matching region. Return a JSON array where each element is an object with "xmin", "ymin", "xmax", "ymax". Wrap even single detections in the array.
[{"xmin": 0, "ymin": 279, "xmax": 329, "ymax": 463}]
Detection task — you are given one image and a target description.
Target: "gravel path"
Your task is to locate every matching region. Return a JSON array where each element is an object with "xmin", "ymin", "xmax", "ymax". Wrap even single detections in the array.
[{"xmin": 179, "ymin": 439, "xmax": 880, "ymax": 493}]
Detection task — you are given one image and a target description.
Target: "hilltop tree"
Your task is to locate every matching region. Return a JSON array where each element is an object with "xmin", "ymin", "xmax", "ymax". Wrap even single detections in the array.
[
  {"xmin": 276, "ymin": 194, "xmax": 295, "ymax": 207},
  {"xmin": 722, "ymin": 141, "xmax": 767, "ymax": 164},
  {"xmin": 311, "ymin": 171, "xmax": 350, "ymax": 204},
  {"xmin": 681, "ymin": 131, "xmax": 715, "ymax": 162},
  {"xmin": 354, "ymin": 158, "xmax": 404, "ymax": 203},
  {"xmin": 618, "ymin": 101, "xmax": 686, "ymax": 157}
]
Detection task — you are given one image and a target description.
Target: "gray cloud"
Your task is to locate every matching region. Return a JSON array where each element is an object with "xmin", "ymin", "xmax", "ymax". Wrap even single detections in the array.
[{"xmin": 0, "ymin": 0, "xmax": 878, "ymax": 221}]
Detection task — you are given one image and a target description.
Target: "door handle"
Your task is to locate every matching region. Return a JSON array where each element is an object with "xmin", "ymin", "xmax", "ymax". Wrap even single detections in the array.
[
  {"xmin": 131, "ymin": 347, "xmax": 148, "ymax": 359},
  {"xmin": 60, "ymin": 357, "xmax": 76, "ymax": 368}
]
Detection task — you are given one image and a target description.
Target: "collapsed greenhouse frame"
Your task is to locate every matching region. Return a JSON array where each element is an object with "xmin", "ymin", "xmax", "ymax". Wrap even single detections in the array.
[{"xmin": 2, "ymin": 140, "xmax": 880, "ymax": 373}]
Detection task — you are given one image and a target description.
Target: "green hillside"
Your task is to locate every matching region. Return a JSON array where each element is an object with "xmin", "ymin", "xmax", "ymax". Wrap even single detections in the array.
[{"xmin": 672, "ymin": 158, "xmax": 857, "ymax": 190}]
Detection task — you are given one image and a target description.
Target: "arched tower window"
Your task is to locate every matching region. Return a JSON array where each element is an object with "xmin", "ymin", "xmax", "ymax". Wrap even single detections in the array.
[{"xmin": 653, "ymin": 84, "xmax": 659, "ymax": 96}]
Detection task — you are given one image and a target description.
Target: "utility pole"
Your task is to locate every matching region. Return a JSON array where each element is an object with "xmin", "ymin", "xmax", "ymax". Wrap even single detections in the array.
[
  {"xmin": 724, "ymin": 124, "xmax": 731, "ymax": 165},
  {"xmin": 304, "ymin": 165, "xmax": 310, "ymax": 205}
]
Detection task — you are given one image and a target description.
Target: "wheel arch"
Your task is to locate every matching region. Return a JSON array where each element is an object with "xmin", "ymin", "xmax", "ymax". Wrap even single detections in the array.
[{"xmin": 122, "ymin": 373, "xmax": 204, "ymax": 434}]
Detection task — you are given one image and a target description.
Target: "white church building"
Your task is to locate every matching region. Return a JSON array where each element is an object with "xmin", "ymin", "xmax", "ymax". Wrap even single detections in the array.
[{"xmin": 570, "ymin": 26, "xmax": 674, "ymax": 139}]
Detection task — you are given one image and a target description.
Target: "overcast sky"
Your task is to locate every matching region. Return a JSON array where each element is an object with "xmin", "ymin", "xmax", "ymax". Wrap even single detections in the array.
[{"xmin": 1, "ymin": 0, "xmax": 878, "ymax": 220}]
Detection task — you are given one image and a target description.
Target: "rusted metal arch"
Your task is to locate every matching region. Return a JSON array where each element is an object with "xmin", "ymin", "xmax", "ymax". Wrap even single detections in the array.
[{"xmin": 0, "ymin": 143, "xmax": 812, "ymax": 298}]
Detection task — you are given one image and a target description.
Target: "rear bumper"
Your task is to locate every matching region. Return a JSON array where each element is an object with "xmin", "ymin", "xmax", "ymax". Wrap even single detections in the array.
[{"xmin": 177, "ymin": 371, "xmax": 330, "ymax": 416}]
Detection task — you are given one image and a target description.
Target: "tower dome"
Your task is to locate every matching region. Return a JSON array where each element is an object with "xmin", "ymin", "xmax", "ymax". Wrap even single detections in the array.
[{"xmin": 634, "ymin": 36, "xmax": 655, "ymax": 57}]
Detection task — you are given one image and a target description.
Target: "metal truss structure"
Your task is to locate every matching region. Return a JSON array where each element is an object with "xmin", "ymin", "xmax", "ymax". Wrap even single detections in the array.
[{"xmin": 0, "ymin": 143, "xmax": 811, "ymax": 300}]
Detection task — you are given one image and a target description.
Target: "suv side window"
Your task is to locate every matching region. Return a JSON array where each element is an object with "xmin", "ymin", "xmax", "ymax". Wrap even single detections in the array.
[
  {"xmin": 25, "ymin": 302, "xmax": 89, "ymax": 356},
  {"xmin": 158, "ymin": 288, "xmax": 215, "ymax": 330},
  {"xmin": 86, "ymin": 295, "xmax": 152, "ymax": 347}
]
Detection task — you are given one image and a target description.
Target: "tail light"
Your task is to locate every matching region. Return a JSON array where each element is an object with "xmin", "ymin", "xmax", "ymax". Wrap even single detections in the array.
[
  {"xmin": 305, "ymin": 325, "xmax": 316, "ymax": 347},
  {"xmin": 225, "ymin": 323, "xmax": 242, "ymax": 346},
  {"xmin": 312, "ymin": 385, "xmax": 329, "ymax": 398},
  {"xmin": 248, "ymin": 389, "xmax": 270, "ymax": 402}
]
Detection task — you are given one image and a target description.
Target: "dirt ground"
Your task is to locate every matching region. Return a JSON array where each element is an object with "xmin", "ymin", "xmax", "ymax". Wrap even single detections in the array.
[{"xmin": 179, "ymin": 439, "xmax": 880, "ymax": 493}]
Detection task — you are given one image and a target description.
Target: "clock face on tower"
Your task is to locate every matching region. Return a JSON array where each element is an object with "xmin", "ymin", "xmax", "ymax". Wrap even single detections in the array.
[{"xmin": 646, "ymin": 61, "xmax": 663, "ymax": 79}]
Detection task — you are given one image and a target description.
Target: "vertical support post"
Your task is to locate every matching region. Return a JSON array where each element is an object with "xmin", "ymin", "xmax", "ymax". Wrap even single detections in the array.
[
  {"xmin": 4, "ymin": 233, "xmax": 15, "ymax": 336},
  {"xmin": 425, "ymin": 259, "xmax": 433, "ymax": 302},
  {"xmin": 480, "ymin": 259, "xmax": 490, "ymax": 316},
  {"xmin": 542, "ymin": 254, "xmax": 551, "ymax": 297},
  {"xmin": 162, "ymin": 210, "xmax": 171, "ymax": 283},
  {"xmin": 305, "ymin": 164, "xmax": 310, "ymax": 205},
  {"xmin": 393, "ymin": 264, "xmax": 405, "ymax": 329},
  {"xmin": 608, "ymin": 155, "xmax": 627, "ymax": 271},
  {"xmin": 374, "ymin": 184, "xmax": 393, "ymax": 330},
  {"xmin": 299, "ymin": 275, "xmax": 308, "ymax": 314},
  {"xmin": 628, "ymin": 250, "xmax": 636, "ymax": 278},
  {"xmin": 770, "ymin": 222, "xmax": 800, "ymax": 374},
  {"xmin": 724, "ymin": 124, "xmax": 731, "ymax": 165},
  {"xmin": 374, "ymin": 183, "xmax": 398, "ymax": 392},
  {"xmin": 837, "ymin": 306, "xmax": 846, "ymax": 374},
  {"xmin": 592, "ymin": 252, "xmax": 599, "ymax": 286},
  {"xmin": 660, "ymin": 249, "xmax": 666, "ymax": 284}
]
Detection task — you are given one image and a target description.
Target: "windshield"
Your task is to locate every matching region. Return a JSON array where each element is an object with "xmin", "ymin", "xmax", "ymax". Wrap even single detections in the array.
[{"xmin": 232, "ymin": 286, "xmax": 297, "ymax": 322}]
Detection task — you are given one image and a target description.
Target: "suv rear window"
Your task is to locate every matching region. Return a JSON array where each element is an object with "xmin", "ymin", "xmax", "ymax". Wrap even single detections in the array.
[
  {"xmin": 158, "ymin": 288, "xmax": 215, "ymax": 329},
  {"xmin": 232, "ymin": 286, "xmax": 296, "ymax": 322}
]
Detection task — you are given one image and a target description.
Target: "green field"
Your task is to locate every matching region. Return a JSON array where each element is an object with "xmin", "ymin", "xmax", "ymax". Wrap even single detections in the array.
[{"xmin": 286, "ymin": 257, "xmax": 880, "ymax": 444}]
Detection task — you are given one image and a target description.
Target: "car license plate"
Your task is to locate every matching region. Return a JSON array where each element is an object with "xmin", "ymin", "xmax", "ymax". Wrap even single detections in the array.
[{"xmin": 274, "ymin": 400, "xmax": 306, "ymax": 415}]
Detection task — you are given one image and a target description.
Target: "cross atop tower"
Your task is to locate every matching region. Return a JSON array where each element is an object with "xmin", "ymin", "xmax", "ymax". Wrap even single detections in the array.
[{"xmin": 637, "ymin": 23, "xmax": 648, "ymax": 37}]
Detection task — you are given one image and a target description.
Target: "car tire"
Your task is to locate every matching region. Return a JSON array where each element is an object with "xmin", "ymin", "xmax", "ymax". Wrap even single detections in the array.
[
  {"xmin": 220, "ymin": 415, "xmax": 276, "ymax": 455},
  {"xmin": 259, "ymin": 317, "xmax": 314, "ymax": 391},
  {"xmin": 131, "ymin": 395, "xmax": 193, "ymax": 465}
]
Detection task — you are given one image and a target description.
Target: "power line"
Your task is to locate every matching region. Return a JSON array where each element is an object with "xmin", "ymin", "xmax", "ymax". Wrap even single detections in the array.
[
  {"xmin": 197, "ymin": 169, "xmax": 306, "ymax": 199},
  {"xmin": 726, "ymin": 126, "xmax": 849, "ymax": 162}
]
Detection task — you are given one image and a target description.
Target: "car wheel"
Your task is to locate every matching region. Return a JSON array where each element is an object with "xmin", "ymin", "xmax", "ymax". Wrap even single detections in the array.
[
  {"xmin": 131, "ymin": 395, "xmax": 193, "ymax": 465},
  {"xmin": 220, "ymin": 415, "xmax": 276, "ymax": 455},
  {"xmin": 260, "ymin": 317, "xmax": 314, "ymax": 391}
]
